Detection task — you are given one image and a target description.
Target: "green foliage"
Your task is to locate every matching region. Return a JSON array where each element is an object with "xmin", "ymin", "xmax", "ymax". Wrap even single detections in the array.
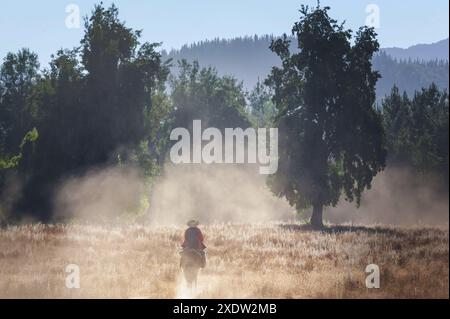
[
  {"xmin": 79, "ymin": 4, "xmax": 169, "ymax": 166},
  {"xmin": 0, "ymin": 4, "xmax": 170, "ymax": 220},
  {"xmin": 0, "ymin": 128, "xmax": 38, "ymax": 169},
  {"xmin": 0, "ymin": 49, "xmax": 41, "ymax": 221},
  {"xmin": 170, "ymin": 60, "xmax": 251, "ymax": 131},
  {"xmin": 374, "ymin": 53, "xmax": 449, "ymax": 101},
  {"xmin": 266, "ymin": 5, "xmax": 387, "ymax": 228},
  {"xmin": 246, "ymin": 80, "xmax": 276, "ymax": 128},
  {"xmin": 382, "ymin": 84, "xmax": 449, "ymax": 181},
  {"xmin": 0, "ymin": 49, "xmax": 40, "ymax": 157}
]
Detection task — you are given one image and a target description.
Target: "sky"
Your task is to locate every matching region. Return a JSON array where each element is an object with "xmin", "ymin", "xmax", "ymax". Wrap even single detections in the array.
[{"xmin": 1, "ymin": 0, "xmax": 448, "ymax": 67}]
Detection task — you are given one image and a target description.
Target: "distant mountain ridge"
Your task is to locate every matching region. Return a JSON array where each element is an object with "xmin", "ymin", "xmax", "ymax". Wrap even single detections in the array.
[
  {"xmin": 162, "ymin": 36, "xmax": 449, "ymax": 100},
  {"xmin": 382, "ymin": 38, "xmax": 449, "ymax": 62}
]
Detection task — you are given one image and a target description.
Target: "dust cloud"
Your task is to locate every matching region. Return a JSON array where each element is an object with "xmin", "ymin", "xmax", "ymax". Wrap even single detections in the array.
[
  {"xmin": 327, "ymin": 167, "xmax": 449, "ymax": 226},
  {"xmin": 148, "ymin": 164, "xmax": 294, "ymax": 225},
  {"xmin": 51, "ymin": 163, "xmax": 448, "ymax": 226},
  {"xmin": 53, "ymin": 166, "xmax": 145, "ymax": 223}
]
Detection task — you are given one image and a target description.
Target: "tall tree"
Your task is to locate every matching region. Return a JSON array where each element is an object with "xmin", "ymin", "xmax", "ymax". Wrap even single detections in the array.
[
  {"xmin": 382, "ymin": 86, "xmax": 413, "ymax": 164},
  {"xmin": 81, "ymin": 4, "xmax": 169, "ymax": 166},
  {"xmin": 0, "ymin": 49, "xmax": 40, "ymax": 220},
  {"xmin": 410, "ymin": 84, "xmax": 449, "ymax": 174},
  {"xmin": 8, "ymin": 4, "xmax": 170, "ymax": 220},
  {"xmin": 0, "ymin": 49, "xmax": 39, "ymax": 156},
  {"xmin": 266, "ymin": 5, "xmax": 386, "ymax": 229}
]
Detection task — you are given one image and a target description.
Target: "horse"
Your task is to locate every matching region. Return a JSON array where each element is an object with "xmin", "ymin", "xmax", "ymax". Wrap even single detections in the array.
[{"xmin": 180, "ymin": 248, "xmax": 205, "ymax": 289}]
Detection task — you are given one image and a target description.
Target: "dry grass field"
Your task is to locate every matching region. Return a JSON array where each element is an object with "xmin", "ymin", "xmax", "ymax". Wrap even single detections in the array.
[{"xmin": 0, "ymin": 222, "xmax": 448, "ymax": 299}]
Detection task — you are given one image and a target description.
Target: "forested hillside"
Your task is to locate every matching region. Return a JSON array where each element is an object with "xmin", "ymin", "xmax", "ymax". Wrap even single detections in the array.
[
  {"xmin": 383, "ymin": 38, "xmax": 449, "ymax": 62},
  {"xmin": 162, "ymin": 36, "xmax": 449, "ymax": 100}
]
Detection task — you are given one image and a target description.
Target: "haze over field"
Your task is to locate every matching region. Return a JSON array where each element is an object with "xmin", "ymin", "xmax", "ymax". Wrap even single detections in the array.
[{"xmin": 36, "ymin": 163, "xmax": 448, "ymax": 227}]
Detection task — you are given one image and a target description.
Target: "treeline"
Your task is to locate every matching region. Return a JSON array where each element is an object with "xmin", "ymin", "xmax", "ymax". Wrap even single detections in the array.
[
  {"xmin": 0, "ymin": 4, "xmax": 448, "ymax": 223},
  {"xmin": 374, "ymin": 53, "xmax": 449, "ymax": 100},
  {"xmin": 0, "ymin": 4, "xmax": 253, "ymax": 222},
  {"xmin": 1, "ymin": 5, "xmax": 171, "ymax": 221},
  {"xmin": 162, "ymin": 36, "xmax": 449, "ymax": 99},
  {"xmin": 382, "ymin": 84, "xmax": 449, "ymax": 183}
]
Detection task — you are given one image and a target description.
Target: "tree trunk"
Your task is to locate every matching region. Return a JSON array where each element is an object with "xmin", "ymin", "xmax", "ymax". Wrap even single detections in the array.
[{"xmin": 310, "ymin": 203, "xmax": 324, "ymax": 230}]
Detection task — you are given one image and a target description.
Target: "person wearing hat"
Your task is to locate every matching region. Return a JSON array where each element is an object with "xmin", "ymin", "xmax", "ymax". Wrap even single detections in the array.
[{"xmin": 182, "ymin": 220, "xmax": 206, "ymax": 251}]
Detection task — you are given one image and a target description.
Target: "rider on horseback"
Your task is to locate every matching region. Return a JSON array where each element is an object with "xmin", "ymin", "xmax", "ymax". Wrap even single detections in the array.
[{"xmin": 181, "ymin": 220, "xmax": 206, "ymax": 268}]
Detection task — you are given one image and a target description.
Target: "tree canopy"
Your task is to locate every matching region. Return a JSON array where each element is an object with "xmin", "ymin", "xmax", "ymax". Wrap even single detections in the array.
[
  {"xmin": 170, "ymin": 60, "xmax": 251, "ymax": 134},
  {"xmin": 1, "ymin": 4, "xmax": 170, "ymax": 220},
  {"xmin": 266, "ymin": 5, "xmax": 387, "ymax": 228},
  {"xmin": 382, "ymin": 84, "xmax": 449, "ymax": 182}
]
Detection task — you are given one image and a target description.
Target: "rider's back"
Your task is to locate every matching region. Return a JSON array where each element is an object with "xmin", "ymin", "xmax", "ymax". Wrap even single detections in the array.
[{"xmin": 183, "ymin": 226, "xmax": 205, "ymax": 250}]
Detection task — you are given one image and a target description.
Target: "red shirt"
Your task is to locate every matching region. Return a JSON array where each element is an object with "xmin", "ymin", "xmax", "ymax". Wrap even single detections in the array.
[{"xmin": 182, "ymin": 227, "xmax": 206, "ymax": 250}]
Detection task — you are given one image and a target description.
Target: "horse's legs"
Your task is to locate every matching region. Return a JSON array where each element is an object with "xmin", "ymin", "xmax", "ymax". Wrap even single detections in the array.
[
  {"xmin": 193, "ymin": 268, "xmax": 199, "ymax": 290},
  {"xmin": 186, "ymin": 268, "xmax": 199, "ymax": 292},
  {"xmin": 185, "ymin": 270, "xmax": 192, "ymax": 289},
  {"xmin": 184, "ymin": 267, "xmax": 195, "ymax": 290}
]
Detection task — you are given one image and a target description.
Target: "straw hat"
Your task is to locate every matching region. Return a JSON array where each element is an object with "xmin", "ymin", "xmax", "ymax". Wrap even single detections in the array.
[{"xmin": 187, "ymin": 220, "xmax": 200, "ymax": 227}]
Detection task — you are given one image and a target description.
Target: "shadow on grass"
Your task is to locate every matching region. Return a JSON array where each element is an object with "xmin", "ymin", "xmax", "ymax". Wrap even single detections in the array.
[{"xmin": 279, "ymin": 223, "xmax": 406, "ymax": 236}]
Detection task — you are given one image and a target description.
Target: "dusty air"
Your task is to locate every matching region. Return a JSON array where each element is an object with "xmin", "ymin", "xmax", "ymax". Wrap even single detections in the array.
[{"xmin": 170, "ymin": 120, "xmax": 279, "ymax": 175}]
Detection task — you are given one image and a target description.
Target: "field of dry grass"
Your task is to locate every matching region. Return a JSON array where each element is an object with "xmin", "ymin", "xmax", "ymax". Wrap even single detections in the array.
[{"xmin": 0, "ymin": 222, "xmax": 448, "ymax": 299}]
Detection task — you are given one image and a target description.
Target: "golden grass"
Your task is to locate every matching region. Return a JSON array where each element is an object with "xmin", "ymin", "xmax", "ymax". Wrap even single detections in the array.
[{"xmin": 0, "ymin": 222, "xmax": 448, "ymax": 299}]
